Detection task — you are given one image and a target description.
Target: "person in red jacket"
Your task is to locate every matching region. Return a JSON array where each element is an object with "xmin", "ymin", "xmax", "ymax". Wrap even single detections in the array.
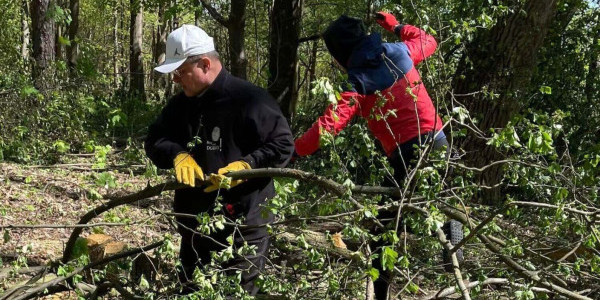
[
  {"xmin": 295, "ymin": 13, "xmax": 447, "ymax": 180},
  {"xmin": 295, "ymin": 13, "xmax": 462, "ymax": 299}
]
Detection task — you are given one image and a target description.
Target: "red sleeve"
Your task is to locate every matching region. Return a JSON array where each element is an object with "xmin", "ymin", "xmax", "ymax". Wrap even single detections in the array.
[
  {"xmin": 294, "ymin": 91, "xmax": 361, "ymax": 156},
  {"xmin": 400, "ymin": 24, "xmax": 437, "ymax": 66}
]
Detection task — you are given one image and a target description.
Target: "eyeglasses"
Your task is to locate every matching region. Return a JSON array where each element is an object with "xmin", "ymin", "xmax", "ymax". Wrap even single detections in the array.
[{"xmin": 173, "ymin": 68, "xmax": 182, "ymax": 78}]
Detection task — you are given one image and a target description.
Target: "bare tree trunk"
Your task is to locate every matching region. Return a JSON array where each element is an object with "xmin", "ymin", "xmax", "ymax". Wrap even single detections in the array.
[
  {"xmin": 197, "ymin": 0, "xmax": 247, "ymax": 78},
  {"xmin": 153, "ymin": 4, "xmax": 168, "ymax": 88},
  {"xmin": 21, "ymin": 0, "xmax": 30, "ymax": 64},
  {"xmin": 364, "ymin": 0, "xmax": 374, "ymax": 25},
  {"xmin": 267, "ymin": 0, "xmax": 303, "ymax": 118},
  {"xmin": 453, "ymin": 0, "xmax": 558, "ymax": 203},
  {"xmin": 66, "ymin": 0, "xmax": 79, "ymax": 71},
  {"xmin": 228, "ymin": 0, "xmax": 247, "ymax": 79},
  {"xmin": 119, "ymin": 0, "xmax": 126, "ymax": 87},
  {"xmin": 113, "ymin": 9, "xmax": 119, "ymax": 87},
  {"xmin": 194, "ymin": 0, "xmax": 201, "ymax": 26},
  {"xmin": 585, "ymin": 15, "xmax": 599, "ymax": 105},
  {"xmin": 307, "ymin": 39, "xmax": 318, "ymax": 102},
  {"xmin": 54, "ymin": 0, "xmax": 63, "ymax": 61},
  {"xmin": 30, "ymin": 0, "xmax": 56, "ymax": 91},
  {"xmin": 165, "ymin": 5, "xmax": 176, "ymax": 100},
  {"xmin": 129, "ymin": 0, "xmax": 145, "ymax": 98}
]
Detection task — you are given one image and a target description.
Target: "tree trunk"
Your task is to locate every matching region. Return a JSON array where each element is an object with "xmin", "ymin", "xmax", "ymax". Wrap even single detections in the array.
[
  {"xmin": 307, "ymin": 39, "xmax": 318, "ymax": 102},
  {"xmin": 21, "ymin": 0, "xmax": 30, "ymax": 64},
  {"xmin": 194, "ymin": 0, "xmax": 201, "ymax": 26},
  {"xmin": 66, "ymin": 0, "xmax": 79, "ymax": 71},
  {"xmin": 129, "ymin": 0, "xmax": 145, "ymax": 98},
  {"xmin": 113, "ymin": 9, "xmax": 119, "ymax": 87},
  {"xmin": 152, "ymin": 4, "xmax": 168, "ymax": 88},
  {"xmin": 54, "ymin": 0, "xmax": 63, "ymax": 61},
  {"xmin": 267, "ymin": 0, "xmax": 303, "ymax": 119},
  {"xmin": 55, "ymin": 19, "xmax": 62, "ymax": 61},
  {"xmin": 119, "ymin": 0, "xmax": 126, "ymax": 87},
  {"xmin": 453, "ymin": 0, "xmax": 558, "ymax": 203},
  {"xmin": 585, "ymin": 15, "xmax": 599, "ymax": 106},
  {"xmin": 228, "ymin": 0, "xmax": 247, "ymax": 79},
  {"xmin": 30, "ymin": 0, "xmax": 56, "ymax": 91}
]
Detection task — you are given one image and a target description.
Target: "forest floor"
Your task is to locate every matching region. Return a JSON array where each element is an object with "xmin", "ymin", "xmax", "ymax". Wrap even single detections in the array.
[
  {"xmin": 0, "ymin": 152, "xmax": 175, "ymax": 299},
  {"xmin": 0, "ymin": 153, "xmax": 509, "ymax": 299}
]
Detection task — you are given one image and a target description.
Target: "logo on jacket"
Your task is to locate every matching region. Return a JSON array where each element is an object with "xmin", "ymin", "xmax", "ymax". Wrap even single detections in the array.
[
  {"xmin": 211, "ymin": 127, "xmax": 220, "ymax": 142},
  {"xmin": 207, "ymin": 127, "xmax": 222, "ymax": 151}
]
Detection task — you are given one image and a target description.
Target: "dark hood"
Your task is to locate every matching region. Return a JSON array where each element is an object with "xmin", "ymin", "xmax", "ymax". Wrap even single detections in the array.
[
  {"xmin": 322, "ymin": 15, "xmax": 368, "ymax": 68},
  {"xmin": 346, "ymin": 33, "xmax": 383, "ymax": 69}
]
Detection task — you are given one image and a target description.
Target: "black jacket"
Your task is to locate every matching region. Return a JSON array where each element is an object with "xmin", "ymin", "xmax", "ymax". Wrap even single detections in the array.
[{"xmin": 145, "ymin": 69, "xmax": 294, "ymax": 239}]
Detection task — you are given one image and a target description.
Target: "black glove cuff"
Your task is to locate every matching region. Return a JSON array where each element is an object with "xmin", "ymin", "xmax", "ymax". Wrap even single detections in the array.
[{"xmin": 394, "ymin": 24, "xmax": 404, "ymax": 37}]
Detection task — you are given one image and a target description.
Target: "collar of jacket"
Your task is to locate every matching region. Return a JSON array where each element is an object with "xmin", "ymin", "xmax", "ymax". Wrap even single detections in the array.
[
  {"xmin": 346, "ymin": 33, "xmax": 384, "ymax": 69},
  {"xmin": 192, "ymin": 68, "xmax": 230, "ymax": 105}
]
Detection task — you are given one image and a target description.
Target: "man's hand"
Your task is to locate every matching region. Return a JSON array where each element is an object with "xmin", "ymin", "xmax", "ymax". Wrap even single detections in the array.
[
  {"xmin": 204, "ymin": 160, "xmax": 251, "ymax": 193},
  {"xmin": 375, "ymin": 11, "xmax": 399, "ymax": 33},
  {"xmin": 173, "ymin": 152, "xmax": 204, "ymax": 187}
]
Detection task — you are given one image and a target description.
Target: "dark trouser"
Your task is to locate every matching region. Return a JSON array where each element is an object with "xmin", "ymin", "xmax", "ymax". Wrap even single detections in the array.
[
  {"xmin": 176, "ymin": 212, "xmax": 270, "ymax": 296},
  {"xmin": 372, "ymin": 132, "xmax": 450, "ymax": 300}
]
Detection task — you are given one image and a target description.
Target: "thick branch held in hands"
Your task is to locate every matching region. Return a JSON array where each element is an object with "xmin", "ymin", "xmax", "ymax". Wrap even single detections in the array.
[{"xmin": 61, "ymin": 168, "xmax": 400, "ymax": 263}]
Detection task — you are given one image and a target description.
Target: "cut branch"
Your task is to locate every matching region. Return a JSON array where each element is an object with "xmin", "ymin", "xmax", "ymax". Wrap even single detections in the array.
[{"xmin": 7, "ymin": 241, "xmax": 164, "ymax": 300}]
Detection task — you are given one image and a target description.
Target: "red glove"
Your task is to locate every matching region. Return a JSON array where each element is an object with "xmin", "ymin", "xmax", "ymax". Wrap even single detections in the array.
[{"xmin": 375, "ymin": 11, "xmax": 399, "ymax": 33}]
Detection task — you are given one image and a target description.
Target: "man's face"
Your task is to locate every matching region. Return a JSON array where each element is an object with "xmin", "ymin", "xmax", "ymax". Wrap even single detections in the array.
[{"xmin": 173, "ymin": 59, "xmax": 211, "ymax": 97}]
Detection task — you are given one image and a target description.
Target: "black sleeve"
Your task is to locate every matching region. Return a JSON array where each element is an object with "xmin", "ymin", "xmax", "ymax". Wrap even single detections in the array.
[
  {"xmin": 240, "ymin": 94, "xmax": 294, "ymax": 169},
  {"xmin": 144, "ymin": 101, "xmax": 187, "ymax": 169}
]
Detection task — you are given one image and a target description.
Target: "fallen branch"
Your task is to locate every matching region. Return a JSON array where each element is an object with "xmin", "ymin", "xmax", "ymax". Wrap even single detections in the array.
[
  {"xmin": 420, "ymin": 278, "xmax": 508, "ymax": 300},
  {"xmin": 276, "ymin": 227, "xmax": 358, "ymax": 261},
  {"xmin": 1, "ymin": 222, "xmax": 129, "ymax": 229},
  {"xmin": 434, "ymin": 227, "xmax": 470, "ymax": 300},
  {"xmin": 62, "ymin": 168, "xmax": 403, "ymax": 262},
  {"xmin": 62, "ymin": 181, "xmax": 180, "ymax": 262},
  {"xmin": 4, "ymin": 240, "xmax": 164, "ymax": 300},
  {"xmin": 477, "ymin": 234, "xmax": 592, "ymax": 300}
]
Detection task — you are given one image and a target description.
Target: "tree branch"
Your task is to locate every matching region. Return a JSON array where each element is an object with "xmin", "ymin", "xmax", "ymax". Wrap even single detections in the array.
[
  {"xmin": 199, "ymin": 0, "xmax": 229, "ymax": 27},
  {"xmin": 2, "ymin": 222, "xmax": 131, "ymax": 229},
  {"xmin": 434, "ymin": 227, "xmax": 471, "ymax": 300},
  {"xmin": 477, "ymin": 234, "xmax": 592, "ymax": 300},
  {"xmin": 7, "ymin": 241, "xmax": 164, "ymax": 300}
]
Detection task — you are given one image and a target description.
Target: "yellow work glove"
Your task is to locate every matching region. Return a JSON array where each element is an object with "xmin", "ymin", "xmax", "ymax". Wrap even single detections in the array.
[
  {"xmin": 204, "ymin": 160, "xmax": 251, "ymax": 193},
  {"xmin": 173, "ymin": 152, "xmax": 204, "ymax": 187}
]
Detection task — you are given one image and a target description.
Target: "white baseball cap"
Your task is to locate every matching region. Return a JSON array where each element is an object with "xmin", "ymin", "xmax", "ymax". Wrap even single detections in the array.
[{"xmin": 154, "ymin": 25, "xmax": 215, "ymax": 74}]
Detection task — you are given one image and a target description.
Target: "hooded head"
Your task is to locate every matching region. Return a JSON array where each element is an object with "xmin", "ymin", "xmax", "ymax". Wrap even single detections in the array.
[{"xmin": 322, "ymin": 15, "xmax": 368, "ymax": 68}]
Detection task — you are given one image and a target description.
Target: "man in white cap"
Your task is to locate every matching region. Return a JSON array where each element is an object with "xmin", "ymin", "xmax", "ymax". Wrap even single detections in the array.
[{"xmin": 145, "ymin": 24, "xmax": 294, "ymax": 296}]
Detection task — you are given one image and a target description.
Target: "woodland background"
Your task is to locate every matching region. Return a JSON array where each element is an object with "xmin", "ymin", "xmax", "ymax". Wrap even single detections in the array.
[{"xmin": 0, "ymin": 0, "xmax": 600, "ymax": 299}]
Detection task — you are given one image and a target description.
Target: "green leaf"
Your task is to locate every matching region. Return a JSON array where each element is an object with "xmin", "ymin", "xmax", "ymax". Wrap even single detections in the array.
[
  {"xmin": 381, "ymin": 246, "xmax": 398, "ymax": 271},
  {"xmin": 406, "ymin": 282, "xmax": 419, "ymax": 294},
  {"xmin": 539, "ymin": 86, "xmax": 552, "ymax": 95},
  {"xmin": 53, "ymin": 140, "xmax": 70, "ymax": 153},
  {"xmin": 21, "ymin": 86, "xmax": 39, "ymax": 97},
  {"xmin": 139, "ymin": 275, "xmax": 149, "ymax": 290},
  {"xmin": 366, "ymin": 267, "xmax": 379, "ymax": 281},
  {"xmin": 3, "ymin": 230, "xmax": 10, "ymax": 243},
  {"xmin": 399, "ymin": 255, "xmax": 410, "ymax": 269},
  {"xmin": 58, "ymin": 36, "xmax": 71, "ymax": 46},
  {"xmin": 553, "ymin": 188, "xmax": 568, "ymax": 202}
]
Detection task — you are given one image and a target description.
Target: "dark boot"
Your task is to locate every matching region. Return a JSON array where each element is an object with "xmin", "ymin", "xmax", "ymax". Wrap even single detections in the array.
[{"xmin": 442, "ymin": 219, "xmax": 464, "ymax": 272}]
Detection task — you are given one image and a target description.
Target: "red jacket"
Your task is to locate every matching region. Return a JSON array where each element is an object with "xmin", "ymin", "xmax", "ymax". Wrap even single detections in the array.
[{"xmin": 295, "ymin": 25, "xmax": 443, "ymax": 157}]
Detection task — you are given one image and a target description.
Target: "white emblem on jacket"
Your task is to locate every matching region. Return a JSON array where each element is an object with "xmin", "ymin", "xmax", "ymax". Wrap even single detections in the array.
[
  {"xmin": 212, "ymin": 127, "xmax": 220, "ymax": 142},
  {"xmin": 207, "ymin": 127, "xmax": 221, "ymax": 151}
]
